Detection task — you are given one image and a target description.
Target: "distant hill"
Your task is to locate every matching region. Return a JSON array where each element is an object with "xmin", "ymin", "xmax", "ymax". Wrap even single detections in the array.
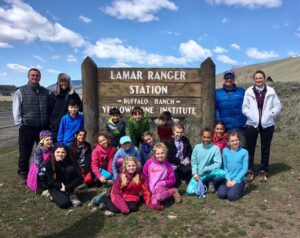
[
  {"xmin": 216, "ymin": 56, "xmax": 300, "ymax": 87},
  {"xmin": 47, "ymin": 80, "xmax": 82, "ymax": 92}
]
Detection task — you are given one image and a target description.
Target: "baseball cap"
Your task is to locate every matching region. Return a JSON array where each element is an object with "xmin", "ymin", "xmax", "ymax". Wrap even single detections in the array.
[
  {"xmin": 223, "ymin": 70, "xmax": 236, "ymax": 80},
  {"xmin": 120, "ymin": 136, "xmax": 132, "ymax": 145}
]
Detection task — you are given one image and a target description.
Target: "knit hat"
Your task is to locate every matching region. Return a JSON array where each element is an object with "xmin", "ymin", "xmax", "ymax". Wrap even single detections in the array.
[
  {"xmin": 54, "ymin": 73, "xmax": 74, "ymax": 95},
  {"xmin": 39, "ymin": 130, "xmax": 52, "ymax": 144},
  {"xmin": 223, "ymin": 70, "xmax": 236, "ymax": 80},
  {"xmin": 120, "ymin": 136, "xmax": 132, "ymax": 145}
]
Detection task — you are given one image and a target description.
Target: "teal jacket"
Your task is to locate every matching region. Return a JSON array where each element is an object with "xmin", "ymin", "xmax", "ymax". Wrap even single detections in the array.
[{"xmin": 191, "ymin": 143, "xmax": 221, "ymax": 176}]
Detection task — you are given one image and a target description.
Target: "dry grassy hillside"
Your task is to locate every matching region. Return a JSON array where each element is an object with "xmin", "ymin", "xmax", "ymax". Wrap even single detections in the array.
[{"xmin": 216, "ymin": 56, "xmax": 300, "ymax": 87}]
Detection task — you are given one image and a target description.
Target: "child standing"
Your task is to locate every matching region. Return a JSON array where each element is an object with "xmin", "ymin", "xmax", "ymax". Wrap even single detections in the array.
[
  {"xmin": 154, "ymin": 111, "xmax": 179, "ymax": 142},
  {"xmin": 112, "ymin": 136, "xmax": 141, "ymax": 180},
  {"xmin": 140, "ymin": 131, "xmax": 156, "ymax": 165},
  {"xmin": 46, "ymin": 144, "xmax": 82, "ymax": 209},
  {"xmin": 57, "ymin": 100, "xmax": 84, "ymax": 146},
  {"xmin": 217, "ymin": 132, "xmax": 248, "ymax": 201},
  {"xmin": 188, "ymin": 128, "xmax": 224, "ymax": 195},
  {"xmin": 165, "ymin": 124, "xmax": 192, "ymax": 187},
  {"xmin": 68, "ymin": 129, "xmax": 93, "ymax": 188},
  {"xmin": 212, "ymin": 121, "xmax": 227, "ymax": 153},
  {"xmin": 143, "ymin": 143, "xmax": 181, "ymax": 209},
  {"xmin": 91, "ymin": 133, "xmax": 116, "ymax": 186},
  {"xmin": 106, "ymin": 108, "xmax": 126, "ymax": 148},
  {"xmin": 127, "ymin": 106, "xmax": 150, "ymax": 147},
  {"xmin": 27, "ymin": 130, "xmax": 53, "ymax": 194},
  {"xmin": 90, "ymin": 156, "xmax": 157, "ymax": 216}
]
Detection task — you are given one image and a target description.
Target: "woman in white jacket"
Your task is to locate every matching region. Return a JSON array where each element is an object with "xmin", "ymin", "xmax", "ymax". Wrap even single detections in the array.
[{"xmin": 242, "ymin": 70, "xmax": 282, "ymax": 182}]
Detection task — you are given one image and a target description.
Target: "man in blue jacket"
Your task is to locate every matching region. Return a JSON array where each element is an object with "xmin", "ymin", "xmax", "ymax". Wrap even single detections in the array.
[{"xmin": 215, "ymin": 70, "xmax": 246, "ymax": 147}]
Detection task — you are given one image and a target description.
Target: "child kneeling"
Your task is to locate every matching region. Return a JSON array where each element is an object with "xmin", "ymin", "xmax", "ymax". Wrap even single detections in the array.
[
  {"xmin": 90, "ymin": 156, "xmax": 158, "ymax": 216},
  {"xmin": 217, "ymin": 132, "xmax": 248, "ymax": 201},
  {"xmin": 143, "ymin": 143, "xmax": 182, "ymax": 209},
  {"xmin": 187, "ymin": 128, "xmax": 224, "ymax": 195}
]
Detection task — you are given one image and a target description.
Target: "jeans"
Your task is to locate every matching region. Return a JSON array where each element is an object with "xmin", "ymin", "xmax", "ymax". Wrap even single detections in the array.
[{"xmin": 217, "ymin": 181, "xmax": 245, "ymax": 201}]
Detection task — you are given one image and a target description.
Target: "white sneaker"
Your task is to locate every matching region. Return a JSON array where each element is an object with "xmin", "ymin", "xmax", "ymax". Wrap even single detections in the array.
[
  {"xmin": 69, "ymin": 194, "xmax": 82, "ymax": 207},
  {"xmin": 104, "ymin": 210, "xmax": 114, "ymax": 217},
  {"xmin": 41, "ymin": 190, "xmax": 50, "ymax": 197}
]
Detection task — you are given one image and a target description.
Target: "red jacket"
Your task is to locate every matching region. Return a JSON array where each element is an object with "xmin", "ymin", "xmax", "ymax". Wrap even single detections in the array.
[
  {"xmin": 110, "ymin": 171, "xmax": 151, "ymax": 213},
  {"xmin": 212, "ymin": 133, "xmax": 227, "ymax": 154},
  {"xmin": 91, "ymin": 144, "xmax": 116, "ymax": 179}
]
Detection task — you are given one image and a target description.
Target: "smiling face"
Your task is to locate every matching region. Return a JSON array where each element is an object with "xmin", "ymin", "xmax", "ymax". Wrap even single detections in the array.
[
  {"xmin": 98, "ymin": 135, "xmax": 108, "ymax": 148},
  {"xmin": 228, "ymin": 135, "xmax": 240, "ymax": 151},
  {"xmin": 59, "ymin": 79, "xmax": 69, "ymax": 90},
  {"xmin": 155, "ymin": 148, "xmax": 166, "ymax": 162},
  {"xmin": 111, "ymin": 114, "xmax": 120, "ymax": 123},
  {"xmin": 254, "ymin": 72, "xmax": 266, "ymax": 88},
  {"xmin": 68, "ymin": 104, "xmax": 79, "ymax": 117},
  {"xmin": 132, "ymin": 112, "xmax": 142, "ymax": 122},
  {"xmin": 214, "ymin": 124, "xmax": 225, "ymax": 137},
  {"xmin": 43, "ymin": 136, "xmax": 53, "ymax": 149},
  {"xmin": 28, "ymin": 69, "xmax": 41, "ymax": 85},
  {"xmin": 54, "ymin": 147, "xmax": 67, "ymax": 162},
  {"xmin": 76, "ymin": 131, "xmax": 86, "ymax": 143},
  {"xmin": 125, "ymin": 160, "xmax": 137, "ymax": 174},
  {"xmin": 202, "ymin": 131, "xmax": 212, "ymax": 146},
  {"xmin": 173, "ymin": 127, "xmax": 184, "ymax": 140},
  {"xmin": 143, "ymin": 135, "xmax": 154, "ymax": 146}
]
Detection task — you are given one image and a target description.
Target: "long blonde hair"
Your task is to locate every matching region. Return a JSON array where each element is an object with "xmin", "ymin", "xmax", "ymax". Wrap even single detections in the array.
[{"xmin": 120, "ymin": 156, "xmax": 140, "ymax": 187}]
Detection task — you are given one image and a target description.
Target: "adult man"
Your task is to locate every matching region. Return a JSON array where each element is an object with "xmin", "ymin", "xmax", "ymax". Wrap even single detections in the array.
[
  {"xmin": 13, "ymin": 68, "xmax": 49, "ymax": 184},
  {"xmin": 215, "ymin": 70, "xmax": 246, "ymax": 146}
]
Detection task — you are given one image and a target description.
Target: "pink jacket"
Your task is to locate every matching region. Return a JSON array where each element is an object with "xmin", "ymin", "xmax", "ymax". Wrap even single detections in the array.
[
  {"xmin": 212, "ymin": 133, "xmax": 227, "ymax": 153},
  {"xmin": 143, "ymin": 157, "xmax": 175, "ymax": 193},
  {"xmin": 91, "ymin": 144, "xmax": 116, "ymax": 179}
]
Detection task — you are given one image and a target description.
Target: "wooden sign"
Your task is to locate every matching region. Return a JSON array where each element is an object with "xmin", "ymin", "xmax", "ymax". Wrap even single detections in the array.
[
  {"xmin": 98, "ymin": 68, "xmax": 202, "ymax": 117},
  {"xmin": 81, "ymin": 57, "xmax": 215, "ymax": 144}
]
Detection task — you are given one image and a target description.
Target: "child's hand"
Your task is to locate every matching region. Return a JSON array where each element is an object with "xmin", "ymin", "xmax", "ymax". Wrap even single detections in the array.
[
  {"xmin": 193, "ymin": 174, "xmax": 200, "ymax": 181},
  {"xmin": 60, "ymin": 183, "xmax": 65, "ymax": 192},
  {"xmin": 99, "ymin": 176, "xmax": 106, "ymax": 183}
]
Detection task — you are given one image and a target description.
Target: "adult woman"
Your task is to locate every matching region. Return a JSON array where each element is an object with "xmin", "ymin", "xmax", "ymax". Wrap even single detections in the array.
[
  {"xmin": 242, "ymin": 70, "xmax": 281, "ymax": 182},
  {"xmin": 48, "ymin": 73, "xmax": 82, "ymax": 142}
]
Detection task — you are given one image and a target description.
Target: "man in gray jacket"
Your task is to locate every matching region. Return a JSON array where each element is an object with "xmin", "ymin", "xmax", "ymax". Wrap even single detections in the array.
[{"xmin": 13, "ymin": 68, "xmax": 49, "ymax": 184}]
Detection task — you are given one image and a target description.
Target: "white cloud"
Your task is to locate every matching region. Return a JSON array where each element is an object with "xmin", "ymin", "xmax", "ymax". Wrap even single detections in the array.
[
  {"xmin": 84, "ymin": 38, "xmax": 211, "ymax": 66},
  {"xmin": 6, "ymin": 63, "xmax": 42, "ymax": 73},
  {"xmin": 295, "ymin": 26, "xmax": 300, "ymax": 37},
  {"xmin": 79, "ymin": 15, "xmax": 92, "ymax": 24},
  {"xmin": 33, "ymin": 55, "xmax": 45, "ymax": 62},
  {"xmin": 0, "ymin": 72, "xmax": 7, "ymax": 77},
  {"xmin": 102, "ymin": 0, "xmax": 178, "ymax": 22},
  {"xmin": 162, "ymin": 30, "xmax": 180, "ymax": 36},
  {"xmin": 112, "ymin": 61, "xmax": 131, "ymax": 67},
  {"xmin": 206, "ymin": 0, "xmax": 282, "ymax": 8},
  {"xmin": 213, "ymin": 46, "xmax": 227, "ymax": 54},
  {"xmin": 222, "ymin": 18, "xmax": 229, "ymax": 23},
  {"xmin": 0, "ymin": 42, "xmax": 12, "ymax": 48},
  {"xmin": 246, "ymin": 47, "xmax": 278, "ymax": 59},
  {"xmin": 0, "ymin": 0, "xmax": 86, "ymax": 47},
  {"xmin": 230, "ymin": 43, "xmax": 240, "ymax": 49},
  {"xmin": 179, "ymin": 40, "xmax": 212, "ymax": 61},
  {"xmin": 216, "ymin": 54, "xmax": 237, "ymax": 64},
  {"xmin": 52, "ymin": 55, "xmax": 61, "ymax": 60},
  {"xmin": 67, "ymin": 54, "xmax": 77, "ymax": 62},
  {"xmin": 6, "ymin": 63, "xmax": 29, "ymax": 72},
  {"xmin": 46, "ymin": 68, "xmax": 60, "ymax": 74}
]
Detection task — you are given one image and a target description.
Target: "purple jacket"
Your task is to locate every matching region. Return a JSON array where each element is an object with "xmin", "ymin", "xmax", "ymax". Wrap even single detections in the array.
[{"xmin": 143, "ymin": 157, "xmax": 175, "ymax": 193}]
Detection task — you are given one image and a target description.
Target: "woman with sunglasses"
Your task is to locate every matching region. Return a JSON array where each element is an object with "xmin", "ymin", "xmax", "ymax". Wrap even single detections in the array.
[{"xmin": 215, "ymin": 70, "xmax": 247, "ymax": 147}]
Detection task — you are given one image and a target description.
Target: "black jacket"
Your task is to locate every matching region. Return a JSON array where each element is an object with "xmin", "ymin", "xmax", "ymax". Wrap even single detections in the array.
[{"xmin": 165, "ymin": 136, "xmax": 192, "ymax": 166}]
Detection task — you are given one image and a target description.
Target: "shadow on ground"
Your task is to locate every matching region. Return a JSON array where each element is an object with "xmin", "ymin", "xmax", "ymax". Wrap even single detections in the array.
[{"xmin": 42, "ymin": 212, "xmax": 105, "ymax": 238}]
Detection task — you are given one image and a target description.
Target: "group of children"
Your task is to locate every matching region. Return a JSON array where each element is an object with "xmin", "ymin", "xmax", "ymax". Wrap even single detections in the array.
[{"xmin": 26, "ymin": 104, "xmax": 249, "ymax": 216}]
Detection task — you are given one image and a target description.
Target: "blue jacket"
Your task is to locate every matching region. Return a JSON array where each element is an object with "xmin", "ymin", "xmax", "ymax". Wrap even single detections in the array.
[
  {"xmin": 57, "ymin": 113, "xmax": 84, "ymax": 146},
  {"xmin": 112, "ymin": 145, "xmax": 141, "ymax": 180},
  {"xmin": 215, "ymin": 85, "xmax": 246, "ymax": 131}
]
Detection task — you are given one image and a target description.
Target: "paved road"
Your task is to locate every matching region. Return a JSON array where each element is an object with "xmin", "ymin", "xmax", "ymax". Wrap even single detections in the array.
[{"xmin": 0, "ymin": 110, "xmax": 18, "ymax": 150}]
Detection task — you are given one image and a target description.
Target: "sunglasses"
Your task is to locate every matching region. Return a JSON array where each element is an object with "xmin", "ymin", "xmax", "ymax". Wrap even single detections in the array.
[{"xmin": 224, "ymin": 74, "xmax": 235, "ymax": 80}]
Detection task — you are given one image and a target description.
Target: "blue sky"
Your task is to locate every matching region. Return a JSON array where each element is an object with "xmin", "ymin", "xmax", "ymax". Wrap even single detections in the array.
[{"xmin": 0, "ymin": 0, "xmax": 299, "ymax": 87}]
